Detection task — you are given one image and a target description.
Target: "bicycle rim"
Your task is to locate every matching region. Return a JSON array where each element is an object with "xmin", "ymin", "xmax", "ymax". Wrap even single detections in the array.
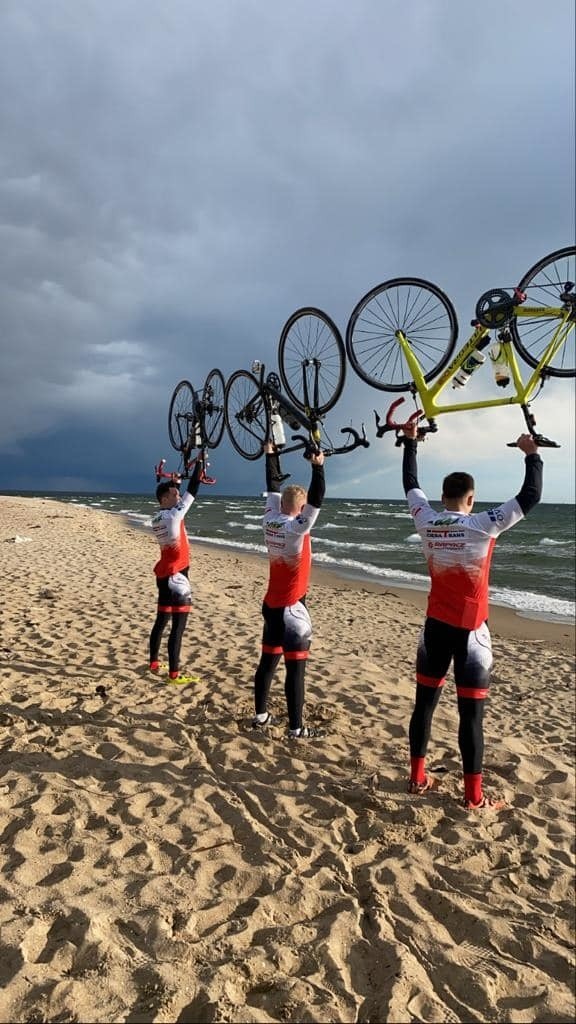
[
  {"xmin": 224, "ymin": 370, "xmax": 269, "ymax": 460},
  {"xmin": 168, "ymin": 380, "xmax": 197, "ymax": 452},
  {"xmin": 346, "ymin": 277, "xmax": 458, "ymax": 392},
  {"xmin": 278, "ymin": 307, "xmax": 346, "ymax": 413},
  {"xmin": 510, "ymin": 247, "xmax": 576, "ymax": 377},
  {"xmin": 202, "ymin": 368, "xmax": 226, "ymax": 448}
]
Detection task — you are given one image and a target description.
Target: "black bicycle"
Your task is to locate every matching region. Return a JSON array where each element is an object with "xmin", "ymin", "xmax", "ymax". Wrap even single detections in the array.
[
  {"xmin": 224, "ymin": 307, "xmax": 368, "ymax": 460},
  {"xmin": 164, "ymin": 368, "xmax": 226, "ymax": 476}
]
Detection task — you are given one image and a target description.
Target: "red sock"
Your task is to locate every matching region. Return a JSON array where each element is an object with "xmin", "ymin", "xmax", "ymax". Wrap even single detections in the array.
[
  {"xmin": 150, "ymin": 661, "xmax": 160, "ymax": 671},
  {"xmin": 169, "ymin": 671, "xmax": 179, "ymax": 679},
  {"xmin": 410, "ymin": 756, "xmax": 426, "ymax": 785},
  {"xmin": 464, "ymin": 773, "xmax": 483, "ymax": 806}
]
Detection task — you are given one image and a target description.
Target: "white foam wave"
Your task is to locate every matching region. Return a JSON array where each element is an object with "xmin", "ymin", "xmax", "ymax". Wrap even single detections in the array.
[
  {"xmin": 314, "ymin": 537, "xmax": 406, "ymax": 553},
  {"xmin": 489, "ymin": 585, "xmax": 575, "ymax": 622},
  {"xmin": 539, "ymin": 537, "xmax": 570, "ymax": 546}
]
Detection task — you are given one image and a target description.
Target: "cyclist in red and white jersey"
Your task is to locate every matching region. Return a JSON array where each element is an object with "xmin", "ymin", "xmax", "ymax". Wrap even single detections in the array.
[
  {"xmin": 149, "ymin": 460, "xmax": 204, "ymax": 683},
  {"xmin": 401, "ymin": 426, "xmax": 543, "ymax": 809},
  {"xmin": 252, "ymin": 443, "xmax": 325, "ymax": 739}
]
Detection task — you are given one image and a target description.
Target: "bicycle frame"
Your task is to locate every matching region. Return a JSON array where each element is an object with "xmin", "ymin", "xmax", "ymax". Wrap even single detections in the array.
[
  {"xmin": 399, "ymin": 305, "xmax": 573, "ymax": 419},
  {"xmin": 245, "ymin": 361, "xmax": 368, "ymax": 457},
  {"xmin": 377, "ymin": 302, "xmax": 573, "ymax": 449}
]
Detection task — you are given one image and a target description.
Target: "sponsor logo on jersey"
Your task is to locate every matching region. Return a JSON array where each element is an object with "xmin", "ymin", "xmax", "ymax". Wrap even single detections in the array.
[
  {"xmin": 425, "ymin": 528, "xmax": 465, "ymax": 539},
  {"xmin": 487, "ymin": 507, "xmax": 505, "ymax": 524}
]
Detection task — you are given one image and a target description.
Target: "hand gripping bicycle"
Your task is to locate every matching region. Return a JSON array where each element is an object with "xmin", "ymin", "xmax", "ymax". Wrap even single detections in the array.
[
  {"xmin": 224, "ymin": 307, "xmax": 369, "ymax": 460},
  {"xmin": 161, "ymin": 368, "xmax": 226, "ymax": 480},
  {"xmin": 345, "ymin": 247, "xmax": 575, "ymax": 448}
]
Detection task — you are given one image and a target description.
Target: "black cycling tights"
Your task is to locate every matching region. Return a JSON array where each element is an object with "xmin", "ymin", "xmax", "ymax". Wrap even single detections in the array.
[
  {"xmin": 409, "ymin": 684, "xmax": 485, "ymax": 774},
  {"xmin": 254, "ymin": 652, "xmax": 306, "ymax": 732},
  {"xmin": 149, "ymin": 611, "xmax": 189, "ymax": 674}
]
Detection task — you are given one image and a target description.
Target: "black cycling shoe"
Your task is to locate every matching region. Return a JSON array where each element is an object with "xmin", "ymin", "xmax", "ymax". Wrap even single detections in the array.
[
  {"xmin": 288, "ymin": 726, "xmax": 324, "ymax": 739},
  {"xmin": 251, "ymin": 712, "xmax": 275, "ymax": 730}
]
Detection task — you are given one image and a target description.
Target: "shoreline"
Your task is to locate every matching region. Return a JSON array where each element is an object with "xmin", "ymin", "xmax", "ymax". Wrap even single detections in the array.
[{"xmin": 190, "ymin": 539, "xmax": 575, "ymax": 649}]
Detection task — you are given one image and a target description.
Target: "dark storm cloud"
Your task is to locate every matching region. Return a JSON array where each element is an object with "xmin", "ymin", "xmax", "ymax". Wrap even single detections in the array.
[{"xmin": 0, "ymin": 0, "xmax": 574, "ymax": 499}]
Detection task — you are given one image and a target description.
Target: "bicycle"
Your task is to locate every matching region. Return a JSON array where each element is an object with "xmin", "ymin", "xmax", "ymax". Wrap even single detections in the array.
[
  {"xmin": 345, "ymin": 246, "xmax": 575, "ymax": 447},
  {"xmin": 224, "ymin": 307, "xmax": 368, "ymax": 460},
  {"xmin": 157, "ymin": 368, "xmax": 226, "ymax": 480}
]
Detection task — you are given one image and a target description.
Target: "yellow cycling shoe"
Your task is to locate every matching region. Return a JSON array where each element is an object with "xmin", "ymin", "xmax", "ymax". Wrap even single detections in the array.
[{"xmin": 166, "ymin": 673, "xmax": 201, "ymax": 686}]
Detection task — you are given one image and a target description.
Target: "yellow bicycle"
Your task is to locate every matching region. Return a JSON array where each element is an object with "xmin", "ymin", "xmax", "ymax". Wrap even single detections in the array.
[{"xmin": 345, "ymin": 246, "xmax": 575, "ymax": 447}]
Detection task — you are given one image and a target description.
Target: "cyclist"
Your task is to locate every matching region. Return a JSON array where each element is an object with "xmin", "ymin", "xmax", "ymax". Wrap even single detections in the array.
[
  {"xmin": 252, "ymin": 443, "xmax": 325, "ymax": 738},
  {"xmin": 149, "ymin": 458, "xmax": 205, "ymax": 684},
  {"xmin": 400, "ymin": 424, "xmax": 543, "ymax": 808}
]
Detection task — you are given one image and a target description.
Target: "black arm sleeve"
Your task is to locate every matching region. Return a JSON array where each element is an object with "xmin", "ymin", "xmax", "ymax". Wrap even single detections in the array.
[
  {"xmin": 265, "ymin": 453, "xmax": 284, "ymax": 493},
  {"xmin": 186, "ymin": 459, "xmax": 203, "ymax": 498},
  {"xmin": 515, "ymin": 453, "xmax": 543, "ymax": 515},
  {"xmin": 307, "ymin": 464, "xmax": 325, "ymax": 509},
  {"xmin": 402, "ymin": 440, "xmax": 420, "ymax": 495}
]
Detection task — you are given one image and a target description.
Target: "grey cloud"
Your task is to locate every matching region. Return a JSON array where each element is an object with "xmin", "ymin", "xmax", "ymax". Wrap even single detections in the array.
[{"xmin": 0, "ymin": 0, "xmax": 574, "ymax": 498}]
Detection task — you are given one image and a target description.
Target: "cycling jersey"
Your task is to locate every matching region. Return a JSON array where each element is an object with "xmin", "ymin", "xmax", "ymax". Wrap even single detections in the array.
[
  {"xmin": 403, "ymin": 443, "xmax": 542, "ymax": 631},
  {"xmin": 151, "ymin": 492, "xmax": 194, "ymax": 577},
  {"xmin": 263, "ymin": 493, "xmax": 320, "ymax": 607},
  {"xmin": 407, "ymin": 490, "xmax": 523, "ymax": 629}
]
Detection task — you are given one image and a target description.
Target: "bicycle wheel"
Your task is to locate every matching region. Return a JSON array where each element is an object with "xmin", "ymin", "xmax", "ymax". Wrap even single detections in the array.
[
  {"xmin": 168, "ymin": 379, "xmax": 197, "ymax": 452},
  {"xmin": 278, "ymin": 307, "xmax": 345, "ymax": 413},
  {"xmin": 346, "ymin": 278, "xmax": 458, "ymax": 392},
  {"xmin": 202, "ymin": 368, "xmax": 226, "ymax": 449},
  {"xmin": 224, "ymin": 370, "xmax": 270, "ymax": 460},
  {"xmin": 510, "ymin": 247, "xmax": 576, "ymax": 377}
]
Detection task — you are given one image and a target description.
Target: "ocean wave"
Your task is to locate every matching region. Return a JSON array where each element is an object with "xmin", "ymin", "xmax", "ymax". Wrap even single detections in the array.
[
  {"xmin": 314, "ymin": 537, "xmax": 406, "ymax": 553},
  {"xmin": 489, "ymin": 585, "xmax": 575, "ymax": 622},
  {"xmin": 189, "ymin": 534, "xmax": 267, "ymax": 556},
  {"xmin": 539, "ymin": 537, "xmax": 571, "ymax": 546},
  {"xmin": 313, "ymin": 551, "xmax": 430, "ymax": 586}
]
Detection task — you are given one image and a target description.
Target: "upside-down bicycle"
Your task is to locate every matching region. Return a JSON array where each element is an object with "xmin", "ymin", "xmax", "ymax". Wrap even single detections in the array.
[
  {"xmin": 224, "ymin": 307, "xmax": 369, "ymax": 460},
  {"xmin": 156, "ymin": 368, "xmax": 226, "ymax": 481},
  {"xmin": 345, "ymin": 246, "xmax": 575, "ymax": 447}
]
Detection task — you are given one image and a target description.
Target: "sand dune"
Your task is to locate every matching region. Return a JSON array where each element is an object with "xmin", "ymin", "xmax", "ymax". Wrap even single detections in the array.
[{"xmin": 0, "ymin": 496, "xmax": 574, "ymax": 1023}]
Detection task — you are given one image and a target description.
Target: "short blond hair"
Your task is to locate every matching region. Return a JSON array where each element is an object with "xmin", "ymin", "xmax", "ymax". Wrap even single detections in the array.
[{"xmin": 281, "ymin": 484, "xmax": 307, "ymax": 514}]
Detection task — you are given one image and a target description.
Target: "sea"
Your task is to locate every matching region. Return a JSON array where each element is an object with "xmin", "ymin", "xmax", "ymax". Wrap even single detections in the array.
[{"xmin": 7, "ymin": 490, "xmax": 575, "ymax": 625}]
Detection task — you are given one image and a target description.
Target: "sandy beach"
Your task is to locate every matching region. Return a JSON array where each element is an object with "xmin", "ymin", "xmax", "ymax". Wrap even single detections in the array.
[{"xmin": 0, "ymin": 494, "xmax": 574, "ymax": 1024}]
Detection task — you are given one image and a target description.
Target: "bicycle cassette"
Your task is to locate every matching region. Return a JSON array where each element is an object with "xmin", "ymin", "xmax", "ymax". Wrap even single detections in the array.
[
  {"xmin": 266, "ymin": 371, "xmax": 281, "ymax": 389},
  {"xmin": 474, "ymin": 289, "xmax": 515, "ymax": 328}
]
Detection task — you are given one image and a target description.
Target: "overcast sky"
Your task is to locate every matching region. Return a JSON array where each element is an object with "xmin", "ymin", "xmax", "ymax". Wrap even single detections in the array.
[{"xmin": 1, "ymin": 0, "xmax": 574, "ymax": 502}]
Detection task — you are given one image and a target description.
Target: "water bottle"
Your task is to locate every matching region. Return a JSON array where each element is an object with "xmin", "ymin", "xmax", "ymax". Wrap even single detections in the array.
[
  {"xmin": 452, "ymin": 349, "xmax": 486, "ymax": 389},
  {"xmin": 489, "ymin": 342, "xmax": 511, "ymax": 388}
]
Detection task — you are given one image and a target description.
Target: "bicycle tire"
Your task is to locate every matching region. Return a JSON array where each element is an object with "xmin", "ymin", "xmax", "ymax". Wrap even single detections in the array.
[
  {"xmin": 346, "ymin": 277, "xmax": 458, "ymax": 392},
  {"xmin": 278, "ymin": 307, "xmax": 346, "ymax": 413},
  {"xmin": 168, "ymin": 379, "xmax": 197, "ymax": 452},
  {"xmin": 510, "ymin": 246, "xmax": 576, "ymax": 377},
  {"xmin": 224, "ymin": 369, "xmax": 270, "ymax": 460},
  {"xmin": 202, "ymin": 368, "xmax": 226, "ymax": 449}
]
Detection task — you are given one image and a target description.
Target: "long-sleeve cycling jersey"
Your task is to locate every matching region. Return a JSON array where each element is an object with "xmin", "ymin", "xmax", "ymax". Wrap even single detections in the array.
[
  {"xmin": 402, "ymin": 441, "xmax": 543, "ymax": 630},
  {"xmin": 151, "ymin": 468, "xmax": 201, "ymax": 577},
  {"xmin": 263, "ymin": 456, "xmax": 325, "ymax": 608}
]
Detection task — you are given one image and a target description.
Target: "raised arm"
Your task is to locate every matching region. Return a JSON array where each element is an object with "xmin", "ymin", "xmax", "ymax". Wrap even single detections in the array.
[
  {"xmin": 264, "ymin": 443, "xmax": 287, "ymax": 494},
  {"xmin": 514, "ymin": 434, "xmax": 543, "ymax": 515},
  {"xmin": 307, "ymin": 451, "xmax": 326, "ymax": 509},
  {"xmin": 401, "ymin": 420, "xmax": 421, "ymax": 496}
]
